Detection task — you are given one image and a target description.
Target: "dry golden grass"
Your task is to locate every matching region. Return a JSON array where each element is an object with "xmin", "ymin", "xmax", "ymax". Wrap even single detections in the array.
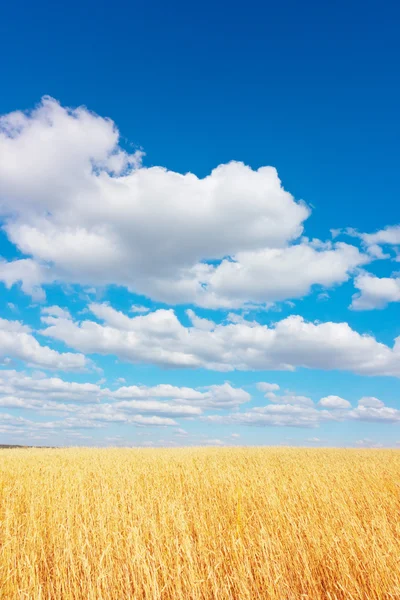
[{"xmin": 0, "ymin": 447, "xmax": 400, "ymax": 599}]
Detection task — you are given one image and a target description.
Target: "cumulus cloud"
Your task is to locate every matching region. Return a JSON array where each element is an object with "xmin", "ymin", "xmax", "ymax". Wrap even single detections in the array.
[
  {"xmin": 355, "ymin": 438, "xmax": 384, "ymax": 448},
  {"xmin": 0, "ymin": 370, "xmax": 257, "ymax": 442},
  {"xmin": 0, "ymin": 410, "xmax": 175, "ymax": 432},
  {"xmin": 358, "ymin": 396, "xmax": 384, "ymax": 408},
  {"xmin": 0, "ymin": 258, "xmax": 49, "ymax": 301},
  {"xmin": 40, "ymin": 303, "xmax": 400, "ymax": 376},
  {"xmin": 345, "ymin": 225, "xmax": 400, "ymax": 261},
  {"xmin": 0, "ymin": 370, "xmax": 250, "ymax": 428},
  {"xmin": 204, "ymin": 404, "xmax": 335, "ymax": 428},
  {"xmin": 349, "ymin": 405, "xmax": 400, "ymax": 423},
  {"xmin": 108, "ymin": 381, "xmax": 250, "ymax": 408},
  {"xmin": 257, "ymin": 382, "xmax": 280, "ymax": 393},
  {"xmin": 346, "ymin": 396, "xmax": 399, "ymax": 422},
  {"xmin": 266, "ymin": 393, "xmax": 314, "ymax": 406},
  {"xmin": 0, "ymin": 318, "xmax": 87, "ymax": 370},
  {"xmin": 186, "ymin": 242, "xmax": 368, "ymax": 308},
  {"xmin": 0, "ymin": 370, "xmax": 101, "ymax": 402},
  {"xmin": 318, "ymin": 395, "xmax": 351, "ymax": 409},
  {"xmin": 351, "ymin": 273, "xmax": 400, "ymax": 310},
  {"xmin": 0, "ymin": 97, "xmax": 368, "ymax": 308},
  {"xmin": 42, "ymin": 305, "xmax": 71, "ymax": 319},
  {"xmin": 130, "ymin": 305, "xmax": 150, "ymax": 314},
  {"xmin": 1, "ymin": 368, "xmax": 400, "ymax": 436},
  {"xmin": 358, "ymin": 225, "xmax": 400, "ymax": 247}
]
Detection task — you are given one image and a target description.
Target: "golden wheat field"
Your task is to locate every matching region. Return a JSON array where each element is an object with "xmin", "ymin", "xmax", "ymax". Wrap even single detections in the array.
[{"xmin": 1, "ymin": 447, "xmax": 400, "ymax": 600}]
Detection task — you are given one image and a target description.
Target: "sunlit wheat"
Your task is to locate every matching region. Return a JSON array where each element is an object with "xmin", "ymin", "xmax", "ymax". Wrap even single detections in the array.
[{"xmin": 0, "ymin": 447, "xmax": 399, "ymax": 599}]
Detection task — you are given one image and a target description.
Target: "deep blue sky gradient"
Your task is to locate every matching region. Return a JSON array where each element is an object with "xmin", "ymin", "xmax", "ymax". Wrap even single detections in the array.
[{"xmin": 0, "ymin": 0, "xmax": 400, "ymax": 446}]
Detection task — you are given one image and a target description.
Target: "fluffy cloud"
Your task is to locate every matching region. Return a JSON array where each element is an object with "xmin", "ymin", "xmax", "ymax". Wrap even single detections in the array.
[
  {"xmin": 205, "ymin": 404, "xmax": 335, "ymax": 428},
  {"xmin": 318, "ymin": 395, "xmax": 351, "ymax": 409},
  {"xmin": 206, "ymin": 394, "xmax": 400, "ymax": 428},
  {"xmin": 347, "ymin": 396, "xmax": 399, "ymax": 423},
  {"xmin": 0, "ymin": 410, "xmax": 176, "ymax": 432},
  {"xmin": 264, "ymin": 393, "xmax": 314, "ymax": 406},
  {"xmin": 1, "ymin": 368, "xmax": 400, "ymax": 435},
  {"xmin": 345, "ymin": 225, "xmax": 400, "ymax": 261},
  {"xmin": 107, "ymin": 381, "xmax": 250, "ymax": 408},
  {"xmin": 0, "ymin": 370, "xmax": 101, "ymax": 402},
  {"xmin": 0, "ymin": 97, "xmax": 367, "ymax": 308},
  {"xmin": 257, "ymin": 382, "xmax": 280, "ymax": 393},
  {"xmin": 40, "ymin": 303, "xmax": 400, "ymax": 376},
  {"xmin": 349, "ymin": 405, "xmax": 400, "ymax": 423},
  {"xmin": 358, "ymin": 396, "xmax": 384, "ymax": 408},
  {"xmin": 0, "ymin": 371, "xmax": 250, "ymax": 423},
  {"xmin": 0, "ymin": 318, "xmax": 87, "ymax": 370},
  {"xmin": 351, "ymin": 273, "xmax": 400, "ymax": 310},
  {"xmin": 358, "ymin": 225, "xmax": 400, "ymax": 247},
  {"xmin": 185, "ymin": 242, "xmax": 367, "ymax": 308},
  {"xmin": 0, "ymin": 258, "xmax": 49, "ymax": 301},
  {"xmin": 355, "ymin": 438, "xmax": 384, "ymax": 448}
]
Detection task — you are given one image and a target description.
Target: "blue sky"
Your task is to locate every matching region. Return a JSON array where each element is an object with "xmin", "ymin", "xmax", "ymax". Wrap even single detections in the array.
[{"xmin": 0, "ymin": 0, "xmax": 400, "ymax": 447}]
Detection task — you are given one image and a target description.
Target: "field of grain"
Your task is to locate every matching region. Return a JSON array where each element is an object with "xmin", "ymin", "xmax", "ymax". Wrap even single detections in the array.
[{"xmin": 0, "ymin": 447, "xmax": 399, "ymax": 599}]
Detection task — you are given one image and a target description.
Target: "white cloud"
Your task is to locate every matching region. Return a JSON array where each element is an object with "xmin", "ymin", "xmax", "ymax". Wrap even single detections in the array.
[
  {"xmin": 351, "ymin": 273, "xmax": 400, "ymax": 310},
  {"xmin": 0, "ymin": 258, "xmax": 49, "ymax": 301},
  {"xmin": 111, "ymin": 400, "xmax": 201, "ymax": 417},
  {"xmin": 358, "ymin": 225, "xmax": 400, "ymax": 247},
  {"xmin": 345, "ymin": 225, "xmax": 400, "ymax": 261},
  {"xmin": 184, "ymin": 242, "xmax": 368, "ymax": 308},
  {"xmin": 130, "ymin": 305, "xmax": 150, "ymax": 313},
  {"xmin": 0, "ymin": 97, "xmax": 368, "ymax": 308},
  {"xmin": 108, "ymin": 381, "xmax": 250, "ymax": 408},
  {"xmin": 0, "ymin": 371, "xmax": 250, "ymax": 431},
  {"xmin": 318, "ymin": 395, "xmax": 351, "ymax": 409},
  {"xmin": 40, "ymin": 303, "xmax": 400, "ymax": 376},
  {"xmin": 174, "ymin": 428, "xmax": 188, "ymax": 436},
  {"xmin": 203, "ymin": 439, "xmax": 225, "ymax": 446},
  {"xmin": 0, "ymin": 318, "xmax": 87, "ymax": 371},
  {"xmin": 355, "ymin": 438, "xmax": 383, "ymax": 448},
  {"xmin": 205, "ymin": 404, "xmax": 334, "ymax": 428},
  {"xmin": 257, "ymin": 382, "xmax": 280, "ymax": 393},
  {"xmin": 0, "ymin": 370, "xmax": 101, "ymax": 401},
  {"xmin": 349, "ymin": 401, "xmax": 400, "ymax": 422},
  {"xmin": 1, "ymin": 368, "xmax": 400, "ymax": 436},
  {"xmin": 42, "ymin": 305, "xmax": 71, "ymax": 319},
  {"xmin": 358, "ymin": 396, "xmax": 385, "ymax": 408},
  {"xmin": 264, "ymin": 392, "xmax": 314, "ymax": 406}
]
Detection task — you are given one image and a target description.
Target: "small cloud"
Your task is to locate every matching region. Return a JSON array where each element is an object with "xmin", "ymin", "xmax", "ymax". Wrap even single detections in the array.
[
  {"xmin": 204, "ymin": 438, "xmax": 224, "ymax": 446},
  {"xmin": 7, "ymin": 302, "xmax": 18, "ymax": 312},
  {"xmin": 130, "ymin": 305, "xmax": 150, "ymax": 314},
  {"xmin": 317, "ymin": 292, "xmax": 329, "ymax": 301},
  {"xmin": 355, "ymin": 438, "xmax": 383, "ymax": 448},
  {"xmin": 358, "ymin": 396, "xmax": 384, "ymax": 408},
  {"xmin": 318, "ymin": 395, "xmax": 351, "ymax": 409},
  {"xmin": 41, "ymin": 305, "xmax": 71, "ymax": 319},
  {"xmin": 31, "ymin": 370, "xmax": 47, "ymax": 380},
  {"xmin": 257, "ymin": 382, "xmax": 280, "ymax": 393},
  {"xmin": 231, "ymin": 433, "xmax": 240, "ymax": 438},
  {"xmin": 174, "ymin": 428, "xmax": 188, "ymax": 436}
]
